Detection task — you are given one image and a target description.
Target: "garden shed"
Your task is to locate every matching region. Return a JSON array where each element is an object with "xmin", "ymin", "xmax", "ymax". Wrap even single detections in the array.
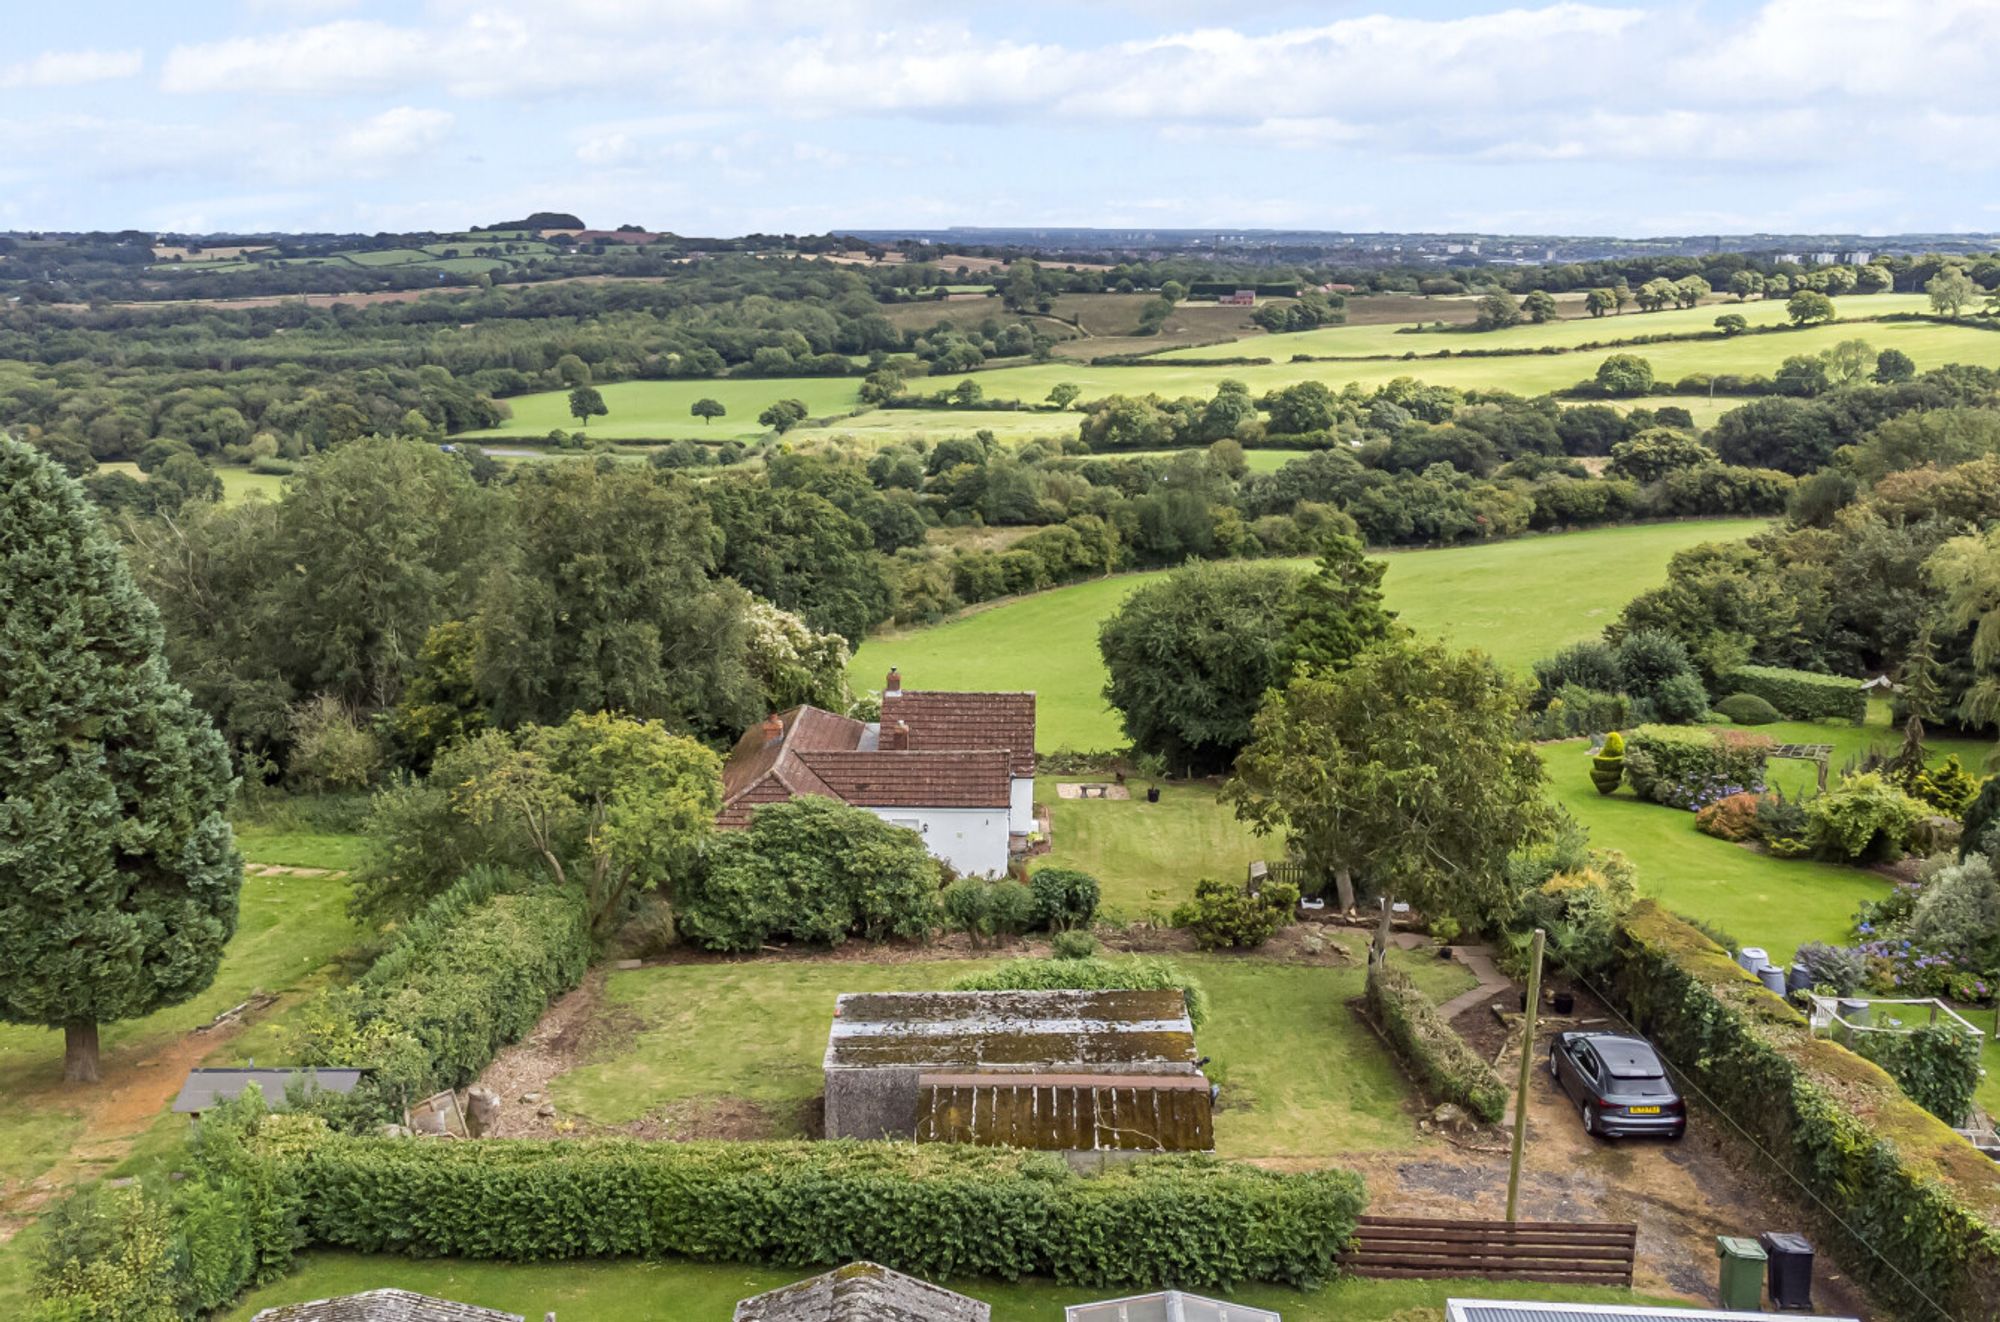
[
  {"xmin": 172, "ymin": 1067, "xmax": 366, "ymax": 1118},
  {"xmin": 734, "ymin": 1261, "xmax": 990, "ymax": 1321},
  {"xmin": 823, "ymin": 989, "xmax": 1211, "ymax": 1150}
]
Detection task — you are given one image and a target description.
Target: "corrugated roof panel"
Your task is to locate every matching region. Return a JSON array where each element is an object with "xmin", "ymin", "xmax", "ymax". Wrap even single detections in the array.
[
  {"xmin": 1449, "ymin": 1302, "xmax": 1858, "ymax": 1322},
  {"xmin": 1066, "ymin": 1291, "xmax": 1281, "ymax": 1321}
]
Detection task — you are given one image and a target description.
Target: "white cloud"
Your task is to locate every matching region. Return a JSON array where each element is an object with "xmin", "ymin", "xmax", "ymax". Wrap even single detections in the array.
[
  {"xmin": 332, "ymin": 106, "xmax": 454, "ymax": 165},
  {"xmin": 0, "ymin": 48, "xmax": 143, "ymax": 89},
  {"xmin": 160, "ymin": 21, "xmax": 431, "ymax": 94}
]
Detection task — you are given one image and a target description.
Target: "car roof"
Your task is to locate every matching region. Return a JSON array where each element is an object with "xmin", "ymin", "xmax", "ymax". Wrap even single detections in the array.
[{"xmin": 1573, "ymin": 1033, "xmax": 1665, "ymax": 1077}]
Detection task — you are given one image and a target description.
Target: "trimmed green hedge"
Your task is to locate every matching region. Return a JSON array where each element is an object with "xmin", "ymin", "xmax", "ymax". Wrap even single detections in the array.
[
  {"xmin": 1613, "ymin": 901, "xmax": 2000, "ymax": 1320},
  {"xmin": 1725, "ymin": 664, "xmax": 1866, "ymax": 722},
  {"xmin": 295, "ymin": 872, "xmax": 592, "ymax": 1107},
  {"xmin": 1623, "ymin": 724, "xmax": 1771, "ymax": 809},
  {"xmin": 1364, "ymin": 959, "xmax": 1508, "ymax": 1123},
  {"xmin": 251, "ymin": 1122, "xmax": 1364, "ymax": 1290}
]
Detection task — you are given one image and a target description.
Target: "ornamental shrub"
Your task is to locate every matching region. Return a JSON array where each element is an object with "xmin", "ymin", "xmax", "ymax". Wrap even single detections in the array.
[
  {"xmin": 1531, "ymin": 641, "xmax": 1620, "ymax": 708},
  {"xmin": 1049, "ymin": 930, "xmax": 1098, "ymax": 960},
  {"xmin": 1613, "ymin": 628, "xmax": 1697, "ymax": 702},
  {"xmin": 1365, "ymin": 960, "xmax": 1508, "ymax": 1122},
  {"xmin": 1623, "ymin": 725, "xmax": 1771, "ymax": 809},
  {"xmin": 1695, "ymin": 791, "xmax": 1763, "ymax": 842},
  {"xmin": 1029, "ymin": 866, "xmax": 1101, "ymax": 931},
  {"xmin": 1649, "ymin": 671, "xmax": 1711, "ymax": 724},
  {"xmin": 1905, "ymin": 756, "xmax": 1984, "ymax": 818},
  {"xmin": 954, "ymin": 955, "xmax": 1210, "ymax": 1028},
  {"xmin": 1173, "ymin": 877, "xmax": 1298, "ymax": 949},
  {"xmin": 1716, "ymin": 692, "xmax": 1783, "ymax": 725},
  {"xmin": 677, "ymin": 797, "xmax": 942, "ymax": 952},
  {"xmin": 941, "ymin": 878, "xmax": 1036, "ymax": 944},
  {"xmin": 253, "ymin": 1125, "xmax": 1365, "ymax": 1291},
  {"xmin": 1792, "ymin": 941, "xmax": 1866, "ymax": 995},
  {"xmin": 1533, "ymin": 685, "xmax": 1631, "ymax": 740},
  {"xmin": 1803, "ymin": 773, "xmax": 1927, "ymax": 862},
  {"xmin": 1589, "ymin": 731, "xmax": 1626, "ymax": 795},
  {"xmin": 1905, "ymin": 856, "xmax": 2000, "ymax": 971},
  {"xmin": 1725, "ymin": 664, "xmax": 1866, "ymax": 722}
]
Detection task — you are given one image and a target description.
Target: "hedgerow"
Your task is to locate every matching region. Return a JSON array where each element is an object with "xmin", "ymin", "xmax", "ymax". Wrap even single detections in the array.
[
  {"xmin": 293, "ymin": 870, "xmax": 592, "ymax": 1108},
  {"xmin": 249, "ymin": 1122, "xmax": 1363, "ymax": 1291},
  {"xmin": 1613, "ymin": 901, "xmax": 2000, "ymax": 1320},
  {"xmin": 1725, "ymin": 664, "xmax": 1866, "ymax": 722},
  {"xmin": 1364, "ymin": 959, "xmax": 1508, "ymax": 1123}
]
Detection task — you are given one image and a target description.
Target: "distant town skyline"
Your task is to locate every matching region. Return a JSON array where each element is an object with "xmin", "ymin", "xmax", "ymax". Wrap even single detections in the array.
[{"xmin": 5, "ymin": 0, "xmax": 1997, "ymax": 238}]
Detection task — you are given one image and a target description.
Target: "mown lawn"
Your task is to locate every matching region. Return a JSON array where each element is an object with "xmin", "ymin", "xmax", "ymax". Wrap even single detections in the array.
[
  {"xmin": 223, "ymin": 1253, "xmax": 1682, "ymax": 1321},
  {"xmin": 1035, "ymin": 774, "xmax": 1263, "ymax": 919},
  {"xmin": 233, "ymin": 824, "xmax": 370, "ymax": 873},
  {"xmin": 550, "ymin": 945, "xmax": 1470, "ymax": 1160},
  {"xmin": 853, "ymin": 519, "xmax": 1768, "ymax": 751}
]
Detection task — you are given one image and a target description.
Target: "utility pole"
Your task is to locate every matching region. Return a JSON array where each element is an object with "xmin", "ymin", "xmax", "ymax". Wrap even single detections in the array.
[{"xmin": 1506, "ymin": 927, "xmax": 1545, "ymax": 1223}]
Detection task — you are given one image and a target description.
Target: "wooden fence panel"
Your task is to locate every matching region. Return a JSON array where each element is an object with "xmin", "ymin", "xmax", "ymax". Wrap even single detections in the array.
[{"xmin": 1339, "ymin": 1215, "xmax": 1637, "ymax": 1287}]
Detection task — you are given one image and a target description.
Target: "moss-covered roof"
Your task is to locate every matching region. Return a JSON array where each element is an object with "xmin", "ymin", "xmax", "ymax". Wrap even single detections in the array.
[
  {"xmin": 826, "ymin": 989, "xmax": 1199, "ymax": 1073},
  {"xmin": 732, "ymin": 1261, "xmax": 990, "ymax": 1322}
]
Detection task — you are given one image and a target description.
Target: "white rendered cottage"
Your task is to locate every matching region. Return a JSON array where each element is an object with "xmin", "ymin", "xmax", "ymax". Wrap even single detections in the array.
[{"xmin": 717, "ymin": 671, "xmax": 1036, "ymax": 878}]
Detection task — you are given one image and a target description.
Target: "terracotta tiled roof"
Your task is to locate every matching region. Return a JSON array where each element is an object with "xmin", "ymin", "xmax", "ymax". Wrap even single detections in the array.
[
  {"xmin": 794, "ymin": 749, "xmax": 1012, "ymax": 808},
  {"xmin": 881, "ymin": 690, "xmax": 1036, "ymax": 776},
  {"xmin": 719, "ymin": 705, "xmax": 865, "ymax": 806}
]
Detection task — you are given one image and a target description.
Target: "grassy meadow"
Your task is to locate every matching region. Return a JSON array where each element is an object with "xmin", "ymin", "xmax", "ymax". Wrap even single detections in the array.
[
  {"xmin": 854, "ymin": 518, "xmax": 1769, "ymax": 751},
  {"xmin": 457, "ymin": 293, "xmax": 2000, "ymax": 446}
]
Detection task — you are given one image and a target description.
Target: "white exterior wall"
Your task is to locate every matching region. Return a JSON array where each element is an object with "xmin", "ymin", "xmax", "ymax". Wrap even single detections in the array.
[
  {"xmin": 1009, "ymin": 776, "xmax": 1035, "ymax": 835},
  {"xmin": 870, "ymin": 806, "xmax": 1010, "ymax": 878}
]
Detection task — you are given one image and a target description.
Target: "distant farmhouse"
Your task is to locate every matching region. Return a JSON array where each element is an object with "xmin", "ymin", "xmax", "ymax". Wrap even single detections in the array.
[
  {"xmin": 824, "ymin": 989, "xmax": 1213, "ymax": 1150},
  {"xmin": 719, "ymin": 670, "xmax": 1036, "ymax": 877}
]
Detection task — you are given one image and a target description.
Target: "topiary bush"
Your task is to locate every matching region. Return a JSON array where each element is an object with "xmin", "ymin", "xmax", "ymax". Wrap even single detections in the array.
[
  {"xmin": 1589, "ymin": 730, "xmax": 1626, "ymax": 795},
  {"xmin": 1725, "ymin": 664, "xmax": 1866, "ymax": 722},
  {"xmin": 1717, "ymin": 692, "xmax": 1784, "ymax": 725},
  {"xmin": 1623, "ymin": 725, "xmax": 1772, "ymax": 809},
  {"xmin": 1173, "ymin": 877, "xmax": 1298, "ymax": 949},
  {"xmin": 1050, "ymin": 930, "xmax": 1098, "ymax": 960},
  {"xmin": 1029, "ymin": 866, "xmax": 1101, "ymax": 931}
]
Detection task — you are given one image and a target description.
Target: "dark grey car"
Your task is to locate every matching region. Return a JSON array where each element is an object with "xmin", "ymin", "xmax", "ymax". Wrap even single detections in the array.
[{"xmin": 1548, "ymin": 1030, "xmax": 1686, "ymax": 1139}]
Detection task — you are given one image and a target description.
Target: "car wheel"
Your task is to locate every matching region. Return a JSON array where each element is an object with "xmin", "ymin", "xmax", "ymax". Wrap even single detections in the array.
[
  {"xmin": 1547, "ymin": 1045, "xmax": 1559, "ymax": 1078},
  {"xmin": 1581, "ymin": 1106, "xmax": 1596, "ymax": 1137}
]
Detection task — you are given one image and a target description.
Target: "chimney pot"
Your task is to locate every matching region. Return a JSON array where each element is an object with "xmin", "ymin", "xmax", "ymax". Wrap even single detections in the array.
[
  {"xmin": 885, "ymin": 666, "xmax": 902, "ymax": 693},
  {"xmin": 882, "ymin": 719, "xmax": 910, "ymax": 750}
]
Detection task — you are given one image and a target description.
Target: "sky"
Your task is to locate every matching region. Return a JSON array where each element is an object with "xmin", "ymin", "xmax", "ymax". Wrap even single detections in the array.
[{"xmin": 2, "ymin": 0, "xmax": 1997, "ymax": 238}]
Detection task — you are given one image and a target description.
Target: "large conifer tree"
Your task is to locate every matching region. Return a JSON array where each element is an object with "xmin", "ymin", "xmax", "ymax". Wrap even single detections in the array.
[{"xmin": 0, "ymin": 441, "xmax": 240, "ymax": 1082}]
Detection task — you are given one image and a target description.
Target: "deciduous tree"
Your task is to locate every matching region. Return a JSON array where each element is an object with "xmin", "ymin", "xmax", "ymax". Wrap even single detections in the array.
[
  {"xmin": 690, "ymin": 397, "xmax": 726, "ymax": 425},
  {"xmin": 1225, "ymin": 636, "xmax": 1549, "ymax": 917}
]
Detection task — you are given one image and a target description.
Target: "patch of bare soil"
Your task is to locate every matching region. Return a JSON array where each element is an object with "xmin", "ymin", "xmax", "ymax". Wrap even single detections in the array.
[{"xmin": 1368, "ymin": 985, "xmax": 1876, "ymax": 1315}]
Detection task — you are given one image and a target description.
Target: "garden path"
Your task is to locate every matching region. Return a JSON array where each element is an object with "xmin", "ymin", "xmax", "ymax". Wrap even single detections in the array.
[{"xmin": 1434, "ymin": 945, "xmax": 1513, "ymax": 1020}]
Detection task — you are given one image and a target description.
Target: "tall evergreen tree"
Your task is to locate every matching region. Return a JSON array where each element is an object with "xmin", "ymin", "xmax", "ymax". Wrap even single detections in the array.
[
  {"xmin": 0, "ymin": 441, "xmax": 240, "ymax": 1082},
  {"xmin": 1281, "ymin": 531, "xmax": 1399, "ymax": 675}
]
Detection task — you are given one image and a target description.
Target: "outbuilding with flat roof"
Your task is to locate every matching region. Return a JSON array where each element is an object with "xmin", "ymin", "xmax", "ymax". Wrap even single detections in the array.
[
  {"xmin": 823, "ymin": 988, "xmax": 1211, "ymax": 1150},
  {"xmin": 172, "ymin": 1067, "xmax": 367, "ymax": 1116}
]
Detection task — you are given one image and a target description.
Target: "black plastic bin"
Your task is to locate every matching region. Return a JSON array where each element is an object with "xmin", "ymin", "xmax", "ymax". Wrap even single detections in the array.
[{"xmin": 1760, "ymin": 1231, "xmax": 1814, "ymax": 1310}]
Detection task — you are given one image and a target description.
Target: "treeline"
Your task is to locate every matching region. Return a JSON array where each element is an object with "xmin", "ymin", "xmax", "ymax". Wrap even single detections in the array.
[{"xmin": 0, "ymin": 262, "xmax": 1070, "ymax": 468}]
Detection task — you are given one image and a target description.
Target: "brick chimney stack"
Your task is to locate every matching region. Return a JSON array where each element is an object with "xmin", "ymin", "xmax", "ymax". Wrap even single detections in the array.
[
  {"xmin": 761, "ymin": 714, "xmax": 784, "ymax": 742},
  {"xmin": 885, "ymin": 666, "xmax": 902, "ymax": 694},
  {"xmin": 881, "ymin": 719, "xmax": 910, "ymax": 750}
]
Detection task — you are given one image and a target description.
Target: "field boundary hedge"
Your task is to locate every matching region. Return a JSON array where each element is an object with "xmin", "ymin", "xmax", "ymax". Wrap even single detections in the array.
[
  {"xmin": 1724, "ymin": 664, "xmax": 1866, "ymax": 722},
  {"xmin": 1612, "ymin": 901, "xmax": 2000, "ymax": 1320},
  {"xmin": 1363, "ymin": 958, "xmax": 1508, "ymax": 1123},
  {"xmin": 244, "ymin": 1123, "xmax": 1364, "ymax": 1290}
]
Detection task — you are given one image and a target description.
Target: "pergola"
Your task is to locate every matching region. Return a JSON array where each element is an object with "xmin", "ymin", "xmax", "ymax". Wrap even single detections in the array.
[{"xmin": 1766, "ymin": 742, "xmax": 1835, "ymax": 793}]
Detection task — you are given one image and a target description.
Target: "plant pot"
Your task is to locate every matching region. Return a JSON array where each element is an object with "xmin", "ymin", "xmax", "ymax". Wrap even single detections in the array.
[
  {"xmin": 1552, "ymin": 991, "xmax": 1576, "ymax": 1015},
  {"xmin": 1146, "ymin": 786, "xmax": 1160, "ymax": 803}
]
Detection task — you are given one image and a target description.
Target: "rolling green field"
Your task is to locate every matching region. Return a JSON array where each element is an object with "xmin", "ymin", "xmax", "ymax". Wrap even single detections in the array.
[
  {"xmin": 97, "ymin": 461, "xmax": 289, "ymax": 506},
  {"xmin": 854, "ymin": 519, "xmax": 1768, "ymax": 751},
  {"xmin": 1157, "ymin": 292, "xmax": 1934, "ymax": 360},
  {"xmin": 224, "ymin": 1255, "xmax": 1673, "ymax": 1322},
  {"xmin": 459, "ymin": 297, "xmax": 2000, "ymax": 446}
]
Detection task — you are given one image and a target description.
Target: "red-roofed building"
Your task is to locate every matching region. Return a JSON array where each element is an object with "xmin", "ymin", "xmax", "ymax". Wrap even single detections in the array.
[{"xmin": 718, "ymin": 670, "xmax": 1036, "ymax": 877}]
